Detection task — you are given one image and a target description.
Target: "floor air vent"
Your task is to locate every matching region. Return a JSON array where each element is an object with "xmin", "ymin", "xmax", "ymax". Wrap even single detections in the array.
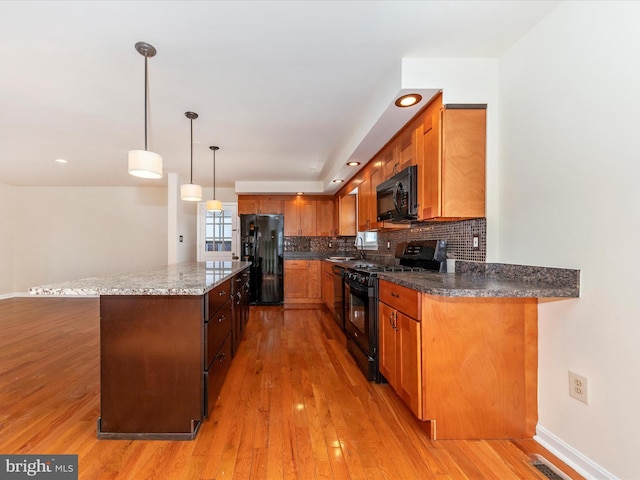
[{"xmin": 529, "ymin": 454, "xmax": 573, "ymax": 480}]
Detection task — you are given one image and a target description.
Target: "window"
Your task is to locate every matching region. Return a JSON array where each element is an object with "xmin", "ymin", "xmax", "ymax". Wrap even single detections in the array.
[
  {"xmin": 197, "ymin": 202, "xmax": 239, "ymax": 261},
  {"xmin": 355, "ymin": 231, "xmax": 378, "ymax": 250}
]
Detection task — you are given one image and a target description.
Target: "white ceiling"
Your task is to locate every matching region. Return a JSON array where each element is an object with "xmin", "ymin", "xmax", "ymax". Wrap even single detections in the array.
[{"xmin": 0, "ymin": 1, "xmax": 560, "ymax": 193}]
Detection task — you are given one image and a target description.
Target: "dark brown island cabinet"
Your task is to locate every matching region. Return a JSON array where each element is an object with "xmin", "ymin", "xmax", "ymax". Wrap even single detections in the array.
[{"xmin": 97, "ymin": 265, "xmax": 250, "ymax": 440}]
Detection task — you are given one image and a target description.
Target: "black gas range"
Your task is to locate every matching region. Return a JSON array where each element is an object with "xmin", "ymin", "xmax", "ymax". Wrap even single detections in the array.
[{"xmin": 344, "ymin": 240, "xmax": 447, "ymax": 381}]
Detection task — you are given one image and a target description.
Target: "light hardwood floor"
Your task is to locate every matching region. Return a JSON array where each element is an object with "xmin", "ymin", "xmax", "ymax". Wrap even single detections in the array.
[{"xmin": 0, "ymin": 297, "xmax": 584, "ymax": 479}]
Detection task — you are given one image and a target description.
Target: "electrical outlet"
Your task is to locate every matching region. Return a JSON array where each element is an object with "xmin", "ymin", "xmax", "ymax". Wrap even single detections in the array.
[
  {"xmin": 472, "ymin": 234, "xmax": 479, "ymax": 250},
  {"xmin": 569, "ymin": 371, "xmax": 589, "ymax": 404}
]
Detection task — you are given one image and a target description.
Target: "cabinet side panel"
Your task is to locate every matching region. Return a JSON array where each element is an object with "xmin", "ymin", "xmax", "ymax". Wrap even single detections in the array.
[
  {"xmin": 422, "ymin": 295, "xmax": 530, "ymax": 439},
  {"xmin": 100, "ymin": 295, "xmax": 203, "ymax": 434},
  {"xmin": 441, "ymin": 109, "xmax": 486, "ymax": 218}
]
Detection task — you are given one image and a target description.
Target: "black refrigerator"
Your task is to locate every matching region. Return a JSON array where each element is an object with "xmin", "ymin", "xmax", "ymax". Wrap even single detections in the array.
[{"xmin": 240, "ymin": 214, "xmax": 284, "ymax": 304}]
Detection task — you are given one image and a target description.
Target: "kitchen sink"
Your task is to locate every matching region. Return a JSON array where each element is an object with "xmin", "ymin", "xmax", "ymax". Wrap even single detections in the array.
[{"xmin": 326, "ymin": 256, "xmax": 355, "ymax": 262}]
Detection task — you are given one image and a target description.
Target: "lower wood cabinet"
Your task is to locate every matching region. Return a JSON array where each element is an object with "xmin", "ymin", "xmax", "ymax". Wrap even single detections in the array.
[
  {"xmin": 378, "ymin": 281, "xmax": 422, "ymax": 418},
  {"xmin": 378, "ymin": 279, "xmax": 538, "ymax": 440},
  {"xmin": 322, "ymin": 260, "xmax": 335, "ymax": 314},
  {"xmin": 284, "ymin": 259, "xmax": 322, "ymax": 303}
]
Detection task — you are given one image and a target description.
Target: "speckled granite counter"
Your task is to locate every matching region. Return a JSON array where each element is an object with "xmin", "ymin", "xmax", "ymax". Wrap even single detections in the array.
[
  {"xmin": 376, "ymin": 260, "xmax": 580, "ymax": 298},
  {"xmin": 28, "ymin": 261, "xmax": 251, "ymax": 296}
]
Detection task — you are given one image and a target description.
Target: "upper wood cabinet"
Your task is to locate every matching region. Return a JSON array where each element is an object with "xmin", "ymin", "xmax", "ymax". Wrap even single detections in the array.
[
  {"xmin": 382, "ymin": 125, "xmax": 418, "ymax": 181},
  {"xmin": 357, "ymin": 162, "xmax": 382, "ymax": 231},
  {"xmin": 315, "ymin": 199, "xmax": 335, "ymax": 236},
  {"xmin": 337, "ymin": 194, "xmax": 356, "ymax": 236},
  {"xmin": 418, "ymin": 97, "xmax": 486, "ymax": 221},
  {"xmin": 237, "ymin": 196, "xmax": 283, "ymax": 215},
  {"xmin": 284, "ymin": 198, "xmax": 316, "ymax": 236},
  {"xmin": 240, "ymin": 195, "xmax": 337, "ymax": 237}
]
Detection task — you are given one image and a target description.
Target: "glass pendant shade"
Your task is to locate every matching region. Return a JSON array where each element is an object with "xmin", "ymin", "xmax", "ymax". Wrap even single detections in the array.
[
  {"xmin": 206, "ymin": 198, "xmax": 223, "ymax": 212},
  {"xmin": 180, "ymin": 183, "xmax": 202, "ymax": 201},
  {"xmin": 128, "ymin": 150, "xmax": 163, "ymax": 179}
]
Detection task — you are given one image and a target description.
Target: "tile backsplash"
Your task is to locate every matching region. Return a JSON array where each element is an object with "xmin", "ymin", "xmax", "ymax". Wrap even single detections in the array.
[{"xmin": 284, "ymin": 218, "xmax": 486, "ymax": 263}]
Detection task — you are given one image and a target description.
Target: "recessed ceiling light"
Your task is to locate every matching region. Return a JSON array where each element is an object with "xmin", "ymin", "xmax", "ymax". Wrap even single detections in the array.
[
  {"xmin": 333, "ymin": 179, "xmax": 344, "ymax": 183},
  {"xmin": 395, "ymin": 93, "xmax": 422, "ymax": 108},
  {"xmin": 54, "ymin": 158, "xmax": 68, "ymax": 164},
  {"xmin": 297, "ymin": 192, "xmax": 304, "ymax": 195},
  {"xmin": 346, "ymin": 161, "xmax": 360, "ymax": 167}
]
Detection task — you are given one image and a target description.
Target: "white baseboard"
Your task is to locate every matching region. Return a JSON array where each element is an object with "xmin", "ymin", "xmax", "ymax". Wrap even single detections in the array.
[{"xmin": 535, "ymin": 425, "xmax": 618, "ymax": 480}]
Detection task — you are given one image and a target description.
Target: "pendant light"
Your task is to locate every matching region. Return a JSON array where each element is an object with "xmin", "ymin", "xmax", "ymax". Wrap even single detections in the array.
[
  {"xmin": 128, "ymin": 42, "xmax": 163, "ymax": 179},
  {"xmin": 206, "ymin": 146, "xmax": 222, "ymax": 212},
  {"xmin": 180, "ymin": 111, "xmax": 203, "ymax": 201}
]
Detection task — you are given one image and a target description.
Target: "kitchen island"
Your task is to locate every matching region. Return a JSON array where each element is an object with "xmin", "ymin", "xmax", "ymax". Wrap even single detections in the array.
[{"xmin": 30, "ymin": 261, "xmax": 251, "ymax": 440}]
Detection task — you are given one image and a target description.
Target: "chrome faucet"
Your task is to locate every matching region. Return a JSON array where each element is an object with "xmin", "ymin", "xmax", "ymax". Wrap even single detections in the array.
[{"xmin": 355, "ymin": 236, "xmax": 365, "ymax": 260}]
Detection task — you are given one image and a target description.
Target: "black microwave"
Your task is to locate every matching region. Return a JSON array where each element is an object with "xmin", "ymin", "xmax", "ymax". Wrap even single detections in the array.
[{"xmin": 376, "ymin": 165, "xmax": 418, "ymax": 223}]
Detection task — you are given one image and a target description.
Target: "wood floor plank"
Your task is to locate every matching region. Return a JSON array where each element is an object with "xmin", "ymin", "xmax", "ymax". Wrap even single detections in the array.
[{"xmin": 0, "ymin": 297, "xmax": 585, "ymax": 480}]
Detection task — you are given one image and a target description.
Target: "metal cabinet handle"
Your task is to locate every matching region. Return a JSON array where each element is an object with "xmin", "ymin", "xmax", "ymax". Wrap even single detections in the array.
[
  {"xmin": 218, "ymin": 290, "xmax": 226, "ymax": 296},
  {"xmin": 390, "ymin": 292, "xmax": 400, "ymax": 298},
  {"xmin": 218, "ymin": 315, "xmax": 225, "ymax": 323}
]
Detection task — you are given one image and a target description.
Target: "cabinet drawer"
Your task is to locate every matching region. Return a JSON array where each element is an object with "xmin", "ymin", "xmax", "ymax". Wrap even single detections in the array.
[
  {"xmin": 284, "ymin": 260, "xmax": 310, "ymax": 270},
  {"xmin": 205, "ymin": 300, "xmax": 232, "ymax": 368},
  {"xmin": 207, "ymin": 279, "xmax": 231, "ymax": 317},
  {"xmin": 203, "ymin": 332, "xmax": 232, "ymax": 418},
  {"xmin": 378, "ymin": 279, "xmax": 420, "ymax": 320}
]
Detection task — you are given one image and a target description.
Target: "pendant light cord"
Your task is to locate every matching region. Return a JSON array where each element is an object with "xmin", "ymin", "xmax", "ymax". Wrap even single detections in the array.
[
  {"xmin": 144, "ymin": 54, "xmax": 148, "ymax": 151},
  {"xmin": 190, "ymin": 118, "xmax": 194, "ymax": 184},
  {"xmin": 213, "ymin": 148, "xmax": 216, "ymax": 199}
]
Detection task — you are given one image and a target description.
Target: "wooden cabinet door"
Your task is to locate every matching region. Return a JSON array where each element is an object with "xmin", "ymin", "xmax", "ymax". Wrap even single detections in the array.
[
  {"xmin": 316, "ymin": 199, "xmax": 334, "ymax": 236},
  {"xmin": 299, "ymin": 200, "xmax": 317, "ymax": 236},
  {"xmin": 283, "ymin": 260, "xmax": 307, "ymax": 299},
  {"xmin": 260, "ymin": 198, "xmax": 284, "ymax": 214},
  {"xmin": 283, "ymin": 200, "xmax": 300, "ymax": 236},
  {"xmin": 368, "ymin": 166, "xmax": 382, "ymax": 230},
  {"xmin": 338, "ymin": 194, "xmax": 356, "ymax": 236},
  {"xmin": 357, "ymin": 175, "xmax": 369, "ymax": 232},
  {"xmin": 322, "ymin": 270, "xmax": 333, "ymax": 312},
  {"xmin": 381, "ymin": 144, "xmax": 397, "ymax": 181},
  {"xmin": 397, "ymin": 312, "xmax": 422, "ymax": 419},
  {"xmin": 238, "ymin": 198, "xmax": 260, "ymax": 215},
  {"xmin": 378, "ymin": 302, "xmax": 397, "ymax": 387},
  {"xmin": 307, "ymin": 260, "xmax": 322, "ymax": 299},
  {"xmin": 419, "ymin": 106, "xmax": 442, "ymax": 221}
]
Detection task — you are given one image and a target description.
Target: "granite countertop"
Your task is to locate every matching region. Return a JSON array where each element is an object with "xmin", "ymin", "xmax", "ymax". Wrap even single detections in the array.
[
  {"xmin": 377, "ymin": 269, "xmax": 579, "ymax": 298},
  {"xmin": 28, "ymin": 261, "xmax": 251, "ymax": 296}
]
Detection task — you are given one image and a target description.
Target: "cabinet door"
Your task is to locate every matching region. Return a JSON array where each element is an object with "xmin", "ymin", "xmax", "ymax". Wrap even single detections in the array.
[
  {"xmin": 238, "ymin": 198, "xmax": 260, "ymax": 215},
  {"xmin": 357, "ymin": 175, "xmax": 370, "ymax": 231},
  {"xmin": 419, "ymin": 109, "xmax": 441, "ymax": 221},
  {"xmin": 338, "ymin": 194, "xmax": 356, "ymax": 236},
  {"xmin": 299, "ymin": 200, "xmax": 317, "ymax": 236},
  {"xmin": 307, "ymin": 260, "xmax": 322, "ymax": 299},
  {"xmin": 368, "ymin": 167, "xmax": 382, "ymax": 230},
  {"xmin": 260, "ymin": 198, "xmax": 284, "ymax": 214},
  {"xmin": 283, "ymin": 200, "xmax": 300, "ymax": 236},
  {"xmin": 378, "ymin": 302, "xmax": 397, "ymax": 387},
  {"xmin": 284, "ymin": 265, "xmax": 308, "ymax": 298},
  {"xmin": 397, "ymin": 312, "xmax": 422, "ymax": 419},
  {"xmin": 381, "ymin": 144, "xmax": 397, "ymax": 181},
  {"xmin": 322, "ymin": 270, "xmax": 334, "ymax": 312},
  {"xmin": 316, "ymin": 199, "xmax": 334, "ymax": 236}
]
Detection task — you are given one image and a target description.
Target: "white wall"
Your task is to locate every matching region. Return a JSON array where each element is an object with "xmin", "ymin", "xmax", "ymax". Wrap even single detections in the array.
[
  {"xmin": 12, "ymin": 186, "xmax": 168, "ymax": 293},
  {"xmin": 402, "ymin": 58, "xmax": 500, "ymax": 260},
  {"xmin": 498, "ymin": 2, "xmax": 640, "ymax": 478},
  {"xmin": 0, "ymin": 183, "xmax": 16, "ymax": 295}
]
